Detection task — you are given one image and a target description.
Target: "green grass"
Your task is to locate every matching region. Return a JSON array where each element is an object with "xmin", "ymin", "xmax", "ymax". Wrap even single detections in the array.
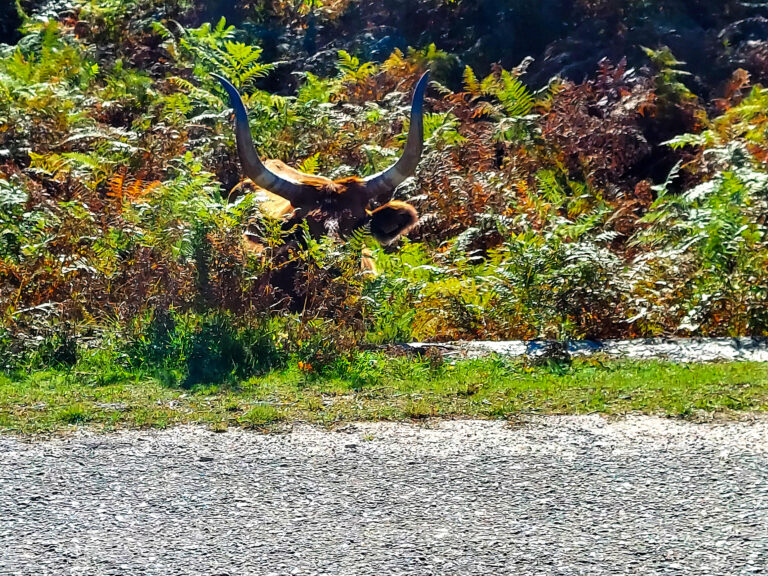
[{"xmin": 1, "ymin": 355, "xmax": 767, "ymax": 434}]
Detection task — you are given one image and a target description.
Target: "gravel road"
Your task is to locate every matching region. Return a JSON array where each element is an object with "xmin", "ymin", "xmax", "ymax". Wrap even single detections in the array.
[
  {"xmin": 407, "ymin": 337, "xmax": 768, "ymax": 362},
  {"xmin": 2, "ymin": 417, "xmax": 767, "ymax": 575}
]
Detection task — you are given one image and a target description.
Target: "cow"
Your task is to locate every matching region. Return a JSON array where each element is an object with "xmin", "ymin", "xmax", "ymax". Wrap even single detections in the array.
[{"xmin": 213, "ymin": 71, "xmax": 429, "ymax": 266}]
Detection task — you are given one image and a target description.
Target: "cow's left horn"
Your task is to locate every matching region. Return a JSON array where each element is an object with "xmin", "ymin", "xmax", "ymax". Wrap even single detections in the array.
[{"xmin": 363, "ymin": 71, "xmax": 429, "ymax": 201}]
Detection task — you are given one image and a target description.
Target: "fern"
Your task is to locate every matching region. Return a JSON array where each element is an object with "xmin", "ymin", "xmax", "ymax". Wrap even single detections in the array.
[
  {"xmin": 497, "ymin": 70, "xmax": 534, "ymax": 117},
  {"xmin": 536, "ymin": 170, "xmax": 565, "ymax": 206},
  {"xmin": 642, "ymin": 46, "xmax": 695, "ymax": 104},
  {"xmin": 422, "ymin": 112, "xmax": 466, "ymax": 146},
  {"xmin": 299, "ymin": 153, "xmax": 321, "ymax": 175},
  {"xmin": 462, "ymin": 66, "xmax": 481, "ymax": 95},
  {"xmin": 337, "ymin": 50, "xmax": 377, "ymax": 82},
  {"xmin": 664, "ymin": 131, "xmax": 715, "ymax": 150},
  {"xmin": 214, "ymin": 42, "xmax": 273, "ymax": 89}
]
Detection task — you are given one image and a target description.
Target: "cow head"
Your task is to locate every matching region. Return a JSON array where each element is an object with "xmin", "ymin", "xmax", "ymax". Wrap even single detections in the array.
[{"xmin": 213, "ymin": 72, "xmax": 429, "ymax": 247}]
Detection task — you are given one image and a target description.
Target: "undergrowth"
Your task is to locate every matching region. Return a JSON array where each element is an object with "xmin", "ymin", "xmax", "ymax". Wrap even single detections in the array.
[{"xmin": 2, "ymin": 1, "xmax": 768, "ymax": 381}]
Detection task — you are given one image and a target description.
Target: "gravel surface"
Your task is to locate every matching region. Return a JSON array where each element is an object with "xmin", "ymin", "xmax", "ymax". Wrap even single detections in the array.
[
  {"xmin": 406, "ymin": 337, "xmax": 768, "ymax": 362},
  {"xmin": 2, "ymin": 417, "xmax": 768, "ymax": 575}
]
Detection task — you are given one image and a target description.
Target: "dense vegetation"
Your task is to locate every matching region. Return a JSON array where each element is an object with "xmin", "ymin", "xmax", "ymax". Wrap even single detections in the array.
[{"xmin": 2, "ymin": 0, "xmax": 768, "ymax": 387}]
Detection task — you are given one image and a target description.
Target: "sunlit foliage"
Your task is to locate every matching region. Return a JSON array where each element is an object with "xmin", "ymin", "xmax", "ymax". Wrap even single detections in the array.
[{"xmin": 1, "ymin": 0, "xmax": 768, "ymax": 382}]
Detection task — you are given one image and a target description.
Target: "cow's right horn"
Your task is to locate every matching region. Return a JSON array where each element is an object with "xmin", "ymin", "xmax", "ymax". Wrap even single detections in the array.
[{"xmin": 213, "ymin": 74, "xmax": 307, "ymax": 206}]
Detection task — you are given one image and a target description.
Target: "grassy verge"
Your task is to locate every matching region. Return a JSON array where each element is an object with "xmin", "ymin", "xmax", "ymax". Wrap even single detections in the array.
[{"xmin": 1, "ymin": 356, "xmax": 768, "ymax": 434}]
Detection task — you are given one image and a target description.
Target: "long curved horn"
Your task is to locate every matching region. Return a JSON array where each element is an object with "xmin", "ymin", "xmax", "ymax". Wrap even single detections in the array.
[
  {"xmin": 212, "ymin": 74, "xmax": 306, "ymax": 205},
  {"xmin": 363, "ymin": 71, "xmax": 429, "ymax": 201}
]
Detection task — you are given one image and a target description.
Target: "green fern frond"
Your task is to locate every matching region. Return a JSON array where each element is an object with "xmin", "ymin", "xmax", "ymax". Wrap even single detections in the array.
[
  {"xmin": 299, "ymin": 153, "xmax": 321, "ymax": 175},
  {"xmin": 498, "ymin": 70, "xmax": 534, "ymax": 117},
  {"xmin": 463, "ymin": 66, "xmax": 480, "ymax": 95}
]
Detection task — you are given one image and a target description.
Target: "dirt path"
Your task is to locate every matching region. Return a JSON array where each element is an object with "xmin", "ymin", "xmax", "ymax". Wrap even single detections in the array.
[{"xmin": 2, "ymin": 416, "xmax": 767, "ymax": 575}]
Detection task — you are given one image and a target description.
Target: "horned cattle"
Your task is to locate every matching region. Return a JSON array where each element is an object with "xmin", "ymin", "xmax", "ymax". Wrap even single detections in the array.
[{"xmin": 214, "ymin": 72, "xmax": 429, "ymax": 260}]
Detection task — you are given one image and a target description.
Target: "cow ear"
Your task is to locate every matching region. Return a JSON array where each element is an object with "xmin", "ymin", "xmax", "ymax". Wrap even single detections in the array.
[{"xmin": 369, "ymin": 201, "xmax": 418, "ymax": 245}]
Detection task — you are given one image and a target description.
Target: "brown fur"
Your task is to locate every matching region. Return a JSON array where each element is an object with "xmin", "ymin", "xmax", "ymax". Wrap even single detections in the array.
[
  {"xmin": 235, "ymin": 161, "xmax": 419, "ymax": 261},
  {"xmin": 361, "ymin": 247, "xmax": 377, "ymax": 275},
  {"xmin": 369, "ymin": 201, "xmax": 419, "ymax": 245}
]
